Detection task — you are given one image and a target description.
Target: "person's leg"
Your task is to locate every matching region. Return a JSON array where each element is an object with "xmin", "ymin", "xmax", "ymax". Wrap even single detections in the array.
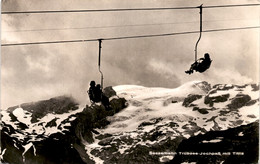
[{"xmin": 185, "ymin": 62, "xmax": 197, "ymax": 74}]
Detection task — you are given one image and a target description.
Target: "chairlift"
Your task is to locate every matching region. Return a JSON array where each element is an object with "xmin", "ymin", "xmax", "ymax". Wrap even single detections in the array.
[
  {"xmin": 185, "ymin": 4, "xmax": 212, "ymax": 75},
  {"xmin": 88, "ymin": 39, "xmax": 110, "ymax": 108},
  {"xmin": 88, "ymin": 39, "xmax": 104, "ymax": 102}
]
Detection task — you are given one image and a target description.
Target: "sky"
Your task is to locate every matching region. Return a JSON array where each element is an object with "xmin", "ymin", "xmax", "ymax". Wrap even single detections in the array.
[{"xmin": 1, "ymin": 0, "xmax": 259, "ymax": 109}]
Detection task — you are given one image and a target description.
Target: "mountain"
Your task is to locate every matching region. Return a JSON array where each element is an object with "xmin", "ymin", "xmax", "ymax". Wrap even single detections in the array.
[{"xmin": 1, "ymin": 81, "xmax": 259, "ymax": 164}]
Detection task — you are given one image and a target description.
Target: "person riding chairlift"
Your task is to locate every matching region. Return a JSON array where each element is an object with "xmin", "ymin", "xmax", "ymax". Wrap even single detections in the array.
[
  {"xmin": 88, "ymin": 81, "xmax": 111, "ymax": 110},
  {"xmin": 185, "ymin": 53, "xmax": 212, "ymax": 74},
  {"xmin": 88, "ymin": 81, "xmax": 101, "ymax": 103}
]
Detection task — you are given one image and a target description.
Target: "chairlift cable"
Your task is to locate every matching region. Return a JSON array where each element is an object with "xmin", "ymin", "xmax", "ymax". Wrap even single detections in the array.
[
  {"xmin": 1, "ymin": 3, "xmax": 260, "ymax": 15},
  {"xmin": 1, "ymin": 26, "xmax": 259, "ymax": 47},
  {"xmin": 3, "ymin": 18, "xmax": 258, "ymax": 33}
]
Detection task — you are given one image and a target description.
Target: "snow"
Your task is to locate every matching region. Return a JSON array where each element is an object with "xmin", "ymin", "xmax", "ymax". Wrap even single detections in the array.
[
  {"xmin": 202, "ymin": 138, "xmax": 222, "ymax": 143},
  {"xmin": 22, "ymin": 142, "xmax": 33, "ymax": 162},
  {"xmin": 118, "ymin": 146, "xmax": 129, "ymax": 154},
  {"xmin": 1, "ymin": 110, "xmax": 19, "ymax": 130},
  {"xmin": 13, "ymin": 108, "xmax": 32, "ymax": 126},
  {"xmin": 0, "ymin": 149, "xmax": 6, "ymax": 160},
  {"xmin": 85, "ymin": 139, "xmax": 104, "ymax": 164},
  {"xmin": 33, "ymin": 145, "xmax": 37, "ymax": 156},
  {"xmin": 245, "ymin": 85, "xmax": 259, "ymax": 100},
  {"xmin": 159, "ymin": 156, "xmax": 174, "ymax": 162},
  {"xmin": 114, "ymin": 81, "xmax": 207, "ymax": 100},
  {"xmin": 6, "ymin": 106, "xmax": 84, "ymax": 140},
  {"xmin": 239, "ymin": 103, "xmax": 259, "ymax": 117},
  {"xmin": 103, "ymin": 91, "xmax": 198, "ymax": 134},
  {"xmin": 14, "ymin": 143, "xmax": 19, "ymax": 149},
  {"xmin": 209, "ymin": 90, "xmax": 230, "ymax": 97},
  {"xmin": 103, "ymin": 81, "xmax": 259, "ymax": 138}
]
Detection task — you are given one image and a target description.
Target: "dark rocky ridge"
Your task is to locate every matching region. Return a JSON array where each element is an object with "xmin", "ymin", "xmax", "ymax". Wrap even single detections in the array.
[
  {"xmin": 7, "ymin": 96, "xmax": 79, "ymax": 123},
  {"xmin": 1, "ymin": 87, "xmax": 127, "ymax": 164},
  {"xmin": 168, "ymin": 121, "xmax": 259, "ymax": 164}
]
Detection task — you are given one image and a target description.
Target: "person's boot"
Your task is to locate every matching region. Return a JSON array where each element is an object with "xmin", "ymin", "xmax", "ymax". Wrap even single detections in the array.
[
  {"xmin": 185, "ymin": 70, "xmax": 191, "ymax": 74},
  {"xmin": 185, "ymin": 70, "xmax": 194, "ymax": 74}
]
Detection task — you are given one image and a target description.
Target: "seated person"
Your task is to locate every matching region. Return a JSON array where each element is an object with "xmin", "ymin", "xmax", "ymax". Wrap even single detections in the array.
[
  {"xmin": 88, "ymin": 81, "xmax": 101, "ymax": 103},
  {"xmin": 88, "ymin": 82, "xmax": 111, "ymax": 110},
  {"xmin": 185, "ymin": 53, "xmax": 212, "ymax": 74},
  {"xmin": 94, "ymin": 84, "xmax": 102, "ymax": 102},
  {"xmin": 88, "ymin": 81, "xmax": 96, "ymax": 103},
  {"xmin": 96, "ymin": 84, "xmax": 111, "ymax": 110}
]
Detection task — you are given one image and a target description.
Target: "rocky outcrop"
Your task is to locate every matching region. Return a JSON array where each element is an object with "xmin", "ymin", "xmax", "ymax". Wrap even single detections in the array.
[
  {"xmin": 169, "ymin": 121, "xmax": 259, "ymax": 164},
  {"xmin": 204, "ymin": 94, "xmax": 230, "ymax": 107},
  {"xmin": 192, "ymin": 107, "xmax": 209, "ymax": 114},
  {"xmin": 182, "ymin": 94, "xmax": 203, "ymax": 107},
  {"xmin": 1, "ymin": 88, "xmax": 127, "ymax": 164},
  {"xmin": 196, "ymin": 81, "xmax": 212, "ymax": 93},
  {"xmin": 227, "ymin": 94, "xmax": 251, "ymax": 110},
  {"xmin": 7, "ymin": 96, "xmax": 79, "ymax": 123},
  {"xmin": 103, "ymin": 86, "xmax": 117, "ymax": 98},
  {"xmin": 72, "ymin": 97, "xmax": 127, "ymax": 143}
]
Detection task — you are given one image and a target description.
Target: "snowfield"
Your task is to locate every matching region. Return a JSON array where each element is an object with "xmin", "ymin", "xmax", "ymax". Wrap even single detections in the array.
[{"xmin": 83, "ymin": 81, "xmax": 259, "ymax": 163}]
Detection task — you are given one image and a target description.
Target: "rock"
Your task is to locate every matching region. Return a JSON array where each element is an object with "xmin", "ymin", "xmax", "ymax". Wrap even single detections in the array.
[
  {"xmin": 227, "ymin": 94, "xmax": 251, "ymax": 110},
  {"xmin": 103, "ymin": 86, "xmax": 117, "ymax": 98},
  {"xmin": 164, "ymin": 97, "xmax": 184, "ymax": 106},
  {"xmin": 96, "ymin": 133, "xmax": 113, "ymax": 140},
  {"xmin": 169, "ymin": 121, "xmax": 259, "ymax": 164},
  {"xmin": 1, "ymin": 123, "xmax": 85, "ymax": 164},
  {"xmin": 1, "ymin": 128, "xmax": 24, "ymax": 164},
  {"xmin": 71, "ymin": 97, "xmax": 127, "ymax": 144},
  {"xmin": 195, "ymin": 81, "xmax": 211, "ymax": 93},
  {"xmin": 251, "ymin": 84, "xmax": 259, "ymax": 91},
  {"xmin": 182, "ymin": 94, "xmax": 203, "ymax": 107},
  {"xmin": 129, "ymin": 100, "xmax": 143, "ymax": 107},
  {"xmin": 109, "ymin": 98, "xmax": 128, "ymax": 114},
  {"xmin": 204, "ymin": 94, "xmax": 230, "ymax": 107},
  {"xmin": 98, "ymin": 137, "xmax": 114, "ymax": 146},
  {"xmin": 46, "ymin": 118, "xmax": 58, "ymax": 127},
  {"xmin": 8, "ymin": 112, "xmax": 29, "ymax": 130},
  {"xmin": 247, "ymin": 115, "xmax": 256, "ymax": 118},
  {"xmin": 1, "ymin": 94, "xmax": 128, "ymax": 164},
  {"xmin": 138, "ymin": 118, "xmax": 163, "ymax": 128},
  {"xmin": 213, "ymin": 84, "xmax": 234, "ymax": 90},
  {"xmin": 193, "ymin": 107, "xmax": 209, "ymax": 114},
  {"xmin": 7, "ymin": 96, "xmax": 79, "ymax": 123},
  {"xmin": 245, "ymin": 99, "xmax": 258, "ymax": 106}
]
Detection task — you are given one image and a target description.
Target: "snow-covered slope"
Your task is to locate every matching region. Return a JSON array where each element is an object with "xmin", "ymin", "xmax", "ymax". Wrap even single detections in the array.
[
  {"xmin": 84, "ymin": 81, "xmax": 259, "ymax": 163},
  {"xmin": 1, "ymin": 81, "xmax": 259, "ymax": 164}
]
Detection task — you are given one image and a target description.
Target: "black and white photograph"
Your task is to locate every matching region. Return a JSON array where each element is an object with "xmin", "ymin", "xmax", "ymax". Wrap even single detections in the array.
[{"xmin": 1, "ymin": 0, "xmax": 259, "ymax": 163}]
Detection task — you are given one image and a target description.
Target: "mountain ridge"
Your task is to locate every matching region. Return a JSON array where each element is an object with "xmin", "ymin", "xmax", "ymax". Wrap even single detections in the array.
[{"xmin": 1, "ymin": 81, "xmax": 259, "ymax": 164}]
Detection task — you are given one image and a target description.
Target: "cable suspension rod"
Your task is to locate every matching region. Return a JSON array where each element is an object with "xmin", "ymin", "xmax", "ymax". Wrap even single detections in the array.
[
  {"xmin": 2, "ymin": 26, "xmax": 259, "ymax": 47},
  {"xmin": 194, "ymin": 4, "xmax": 203, "ymax": 62},
  {"xmin": 98, "ymin": 39, "xmax": 104, "ymax": 89},
  {"xmin": 2, "ymin": 3, "xmax": 259, "ymax": 14}
]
